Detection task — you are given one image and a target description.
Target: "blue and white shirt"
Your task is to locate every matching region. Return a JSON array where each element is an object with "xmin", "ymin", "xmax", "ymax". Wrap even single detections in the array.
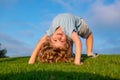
[{"xmin": 46, "ymin": 13, "xmax": 83, "ymax": 38}]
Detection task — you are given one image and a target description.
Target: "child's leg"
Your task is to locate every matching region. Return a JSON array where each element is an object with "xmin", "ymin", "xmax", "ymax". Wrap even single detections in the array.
[
  {"xmin": 78, "ymin": 18, "xmax": 98, "ymax": 56},
  {"xmin": 86, "ymin": 32, "xmax": 93, "ymax": 56}
]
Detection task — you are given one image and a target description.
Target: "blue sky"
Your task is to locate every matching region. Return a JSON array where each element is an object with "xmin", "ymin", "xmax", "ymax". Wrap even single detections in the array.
[{"xmin": 0, "ymin": 0, "xmax": 120, "ymax": 57}]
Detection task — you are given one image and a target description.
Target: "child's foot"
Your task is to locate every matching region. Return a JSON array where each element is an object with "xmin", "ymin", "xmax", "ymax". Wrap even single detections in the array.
[{"xmin": 87, "ymin": 53, "xmax": 98, "ymax": 58}]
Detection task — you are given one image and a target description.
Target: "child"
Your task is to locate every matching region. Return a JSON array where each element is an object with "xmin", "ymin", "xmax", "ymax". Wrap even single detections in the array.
[{"xmin": 28, "ymin": 13, "xmax": 98, "ymax": 65}]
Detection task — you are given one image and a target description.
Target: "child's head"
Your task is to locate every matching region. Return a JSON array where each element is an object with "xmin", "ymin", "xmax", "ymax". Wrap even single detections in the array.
[
  {"xmin": 50, "ymin": 26, "xmax": 67, "ymax": 49},
  {"xmin": 38, "ymin": 37, "xmax": 74, "ymax": 63}
]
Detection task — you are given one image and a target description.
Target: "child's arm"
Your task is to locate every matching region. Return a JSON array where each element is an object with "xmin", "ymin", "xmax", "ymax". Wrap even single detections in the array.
[
  {"xmin": 28, "ymin": 35, "xmax": 47, "ymax": 64},
  {"xmin": 71, "ymin": 31, "xmax": 82, "ymax": 65}
]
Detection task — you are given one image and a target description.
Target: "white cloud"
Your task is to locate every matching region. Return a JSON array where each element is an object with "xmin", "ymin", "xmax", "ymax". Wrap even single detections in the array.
[
  {"xmin": 88, "ymin": 0, "xmax": 120, "ymax": 27},
  {"xmin": 0, "ymin": 33, "xmax": 32, "ymax": 57},
  {"xmin": 93, "ymin": 36, "xmax": 120, "ymax": 54},
  {"xmin": 51, "ymin": 0, "xmax": 73, "ymax": 11},
  {"xmin": 18, "ymin": 30, "xmax": 35, "ymax": 38}
]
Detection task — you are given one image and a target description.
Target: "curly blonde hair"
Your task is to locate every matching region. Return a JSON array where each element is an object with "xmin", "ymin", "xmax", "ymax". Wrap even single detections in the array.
[{"xmin": 38, "ymin": 37, "xmax": 74, "ymax": 63}]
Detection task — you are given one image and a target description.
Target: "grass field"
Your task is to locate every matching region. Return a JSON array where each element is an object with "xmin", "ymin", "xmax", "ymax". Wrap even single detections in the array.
[{"xmin": 0, "ymin": 54, "xmax": 120, "ymax": 80}]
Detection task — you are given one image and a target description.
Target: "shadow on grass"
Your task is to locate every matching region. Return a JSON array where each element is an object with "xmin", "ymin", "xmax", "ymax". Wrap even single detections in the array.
[
  {"xmin": 81, "ymin": 54, "xmax": 90, "ymax": 62},
  {"xmin": 0, "ymin": 70, "xmax": 119, "ymax": 80}
]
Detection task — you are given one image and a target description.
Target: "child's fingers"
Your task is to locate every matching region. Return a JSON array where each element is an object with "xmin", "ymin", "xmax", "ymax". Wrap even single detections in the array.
[
  {"xmin": 80, "ymin": 62, "xmax": 83, "ymax": 65},
  {"xmin": 74, "ymin": 62, "xmax": 83, "ymax": 66}
]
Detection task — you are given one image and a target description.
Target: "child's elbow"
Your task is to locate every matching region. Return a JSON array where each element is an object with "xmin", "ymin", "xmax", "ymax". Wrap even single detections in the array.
[{"xmin": 74, "ymin": 38, "xmax": 82, "ymax": 45}]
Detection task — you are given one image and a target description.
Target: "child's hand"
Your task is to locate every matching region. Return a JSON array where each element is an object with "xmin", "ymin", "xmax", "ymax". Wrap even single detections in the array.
[
  {"xmin": 74, "ymin": 62, "xmax": 83, "ymax": 65},
  {"xmin": 80, "ymin": 62, "xmax": 83, "ymax": 65}
]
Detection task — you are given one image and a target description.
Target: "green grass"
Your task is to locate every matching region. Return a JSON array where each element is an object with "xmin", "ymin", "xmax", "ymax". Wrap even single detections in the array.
[{"xmin": 0, "ymin": 54, "xmax": 120, "ymax": 80}]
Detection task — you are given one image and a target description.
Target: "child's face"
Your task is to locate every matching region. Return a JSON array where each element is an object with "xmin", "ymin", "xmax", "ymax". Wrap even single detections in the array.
[{"xmin": 50, "ymin": 27, "xmax": 67, "ymax": 48}]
